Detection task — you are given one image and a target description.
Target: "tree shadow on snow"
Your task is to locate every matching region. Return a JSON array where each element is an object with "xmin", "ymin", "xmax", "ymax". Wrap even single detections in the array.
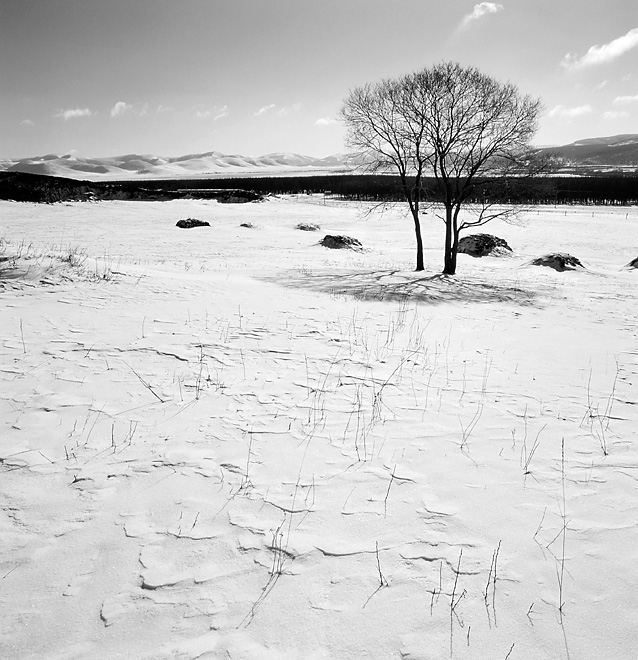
[{"xmin": 260, "ymin": 269, "xmax": 537, "ymax": 306}]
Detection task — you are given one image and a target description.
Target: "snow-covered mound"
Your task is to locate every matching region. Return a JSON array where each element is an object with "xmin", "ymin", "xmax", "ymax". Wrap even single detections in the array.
[
  {"xmin": 457, "ymin": 233, "xmax": 513, "ymax": 257},
  {"xmin": 529, "ymin": 252, "xmax": 585, "ymax": 271}
]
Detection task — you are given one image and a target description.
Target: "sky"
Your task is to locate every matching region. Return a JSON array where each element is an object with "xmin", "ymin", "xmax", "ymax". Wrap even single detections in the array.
[{"xmin": 1, "ymin": 0, "xmax": 637, "ymax": 158}]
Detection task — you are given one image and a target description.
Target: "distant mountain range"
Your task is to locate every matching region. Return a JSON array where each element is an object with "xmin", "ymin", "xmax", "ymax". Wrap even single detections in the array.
[
  {"xmin": 2, "ymin": 134, "xmax": 637, "ymax": 180},
  {"xmin": 0, "ymin": 151, "xmax": 351, "ymax": 180},
  {"xmin": 536, "ymin": 134, "xmax": 638, "ymax": 170}
]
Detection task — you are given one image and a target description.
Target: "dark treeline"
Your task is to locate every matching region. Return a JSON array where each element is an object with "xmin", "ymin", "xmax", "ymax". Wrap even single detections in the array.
[
  {"xmin": 2, "ymin": 170, "xmax": 636, "ymax": 205},
  {"xmin": 0, "ymin": 171, "xmax": 181, "ymax": 203},
  {"xmin": 118, "ymin": 174, "xmax": 638, "ymax": 206},
  {"xmin": 0, "ymin": 171, "xmax": 98, "ymax": 203}
]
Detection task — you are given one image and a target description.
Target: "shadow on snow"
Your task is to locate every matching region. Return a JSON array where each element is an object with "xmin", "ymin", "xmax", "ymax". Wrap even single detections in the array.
[{"xmin": 259, "ymin": 269, "xmax": 537, "ymax": 306}]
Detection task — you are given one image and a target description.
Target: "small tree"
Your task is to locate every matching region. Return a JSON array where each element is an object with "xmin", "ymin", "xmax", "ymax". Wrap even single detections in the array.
[{"xmin": 341, "ymin": 62, "xmax": 543, "ymax": 274}]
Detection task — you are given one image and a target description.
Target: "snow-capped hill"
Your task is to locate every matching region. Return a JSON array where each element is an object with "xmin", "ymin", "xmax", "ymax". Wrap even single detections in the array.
[
  {"xmin": 0, "ymin": 150, "xmax": 352, "ymax": 179},
  {"xmin": 539, "ymin": 134, "xmax": 638, "ymax": 168},
  {"xmin": 570, "ymin": 134, "xmax": 638, "ymax": 148},
  {"xmin": 167, "ymin": 151, "xmax": 227, "ymax": 163}
]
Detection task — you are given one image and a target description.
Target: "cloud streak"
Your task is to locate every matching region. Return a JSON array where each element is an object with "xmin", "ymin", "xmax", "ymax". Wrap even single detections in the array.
[
  {"xmin": 255, "ymin": 104, "xmax": 276, "ymax": 116},
  {"xmin": 196, "ymin": 105, "xmax": 229, "ymax": 120},
  {"xmin": 213, "ymin": 105, "xmax": 228, "ymax": 121},
  {"xmin": 55, "ymin": 107, "xmax": 93, "ymax": 121},
  {"xmin": 562, "ymin": 27, "xmax": 638, "ymax": 68},
  {"xmin": 277, "ymin": 103, "xmax": 301, "ymax": 117},
  {"xmin": 460, "ymin": 2, "xmax": 504, "ymax": 29},
  {"xmin": 314, "ymin": 117, "xmax": 338, "ymax": 126},
  {"xmin": 613, "ymin": 94, "xmax": 638, "ymax": 104},
  {"xmin": 255, "ymin": 103, "xmax": 302, "ymax": 117},
  {"xmin": 548, "ymin": 104, "xmax": 593, "ymax": 119}
]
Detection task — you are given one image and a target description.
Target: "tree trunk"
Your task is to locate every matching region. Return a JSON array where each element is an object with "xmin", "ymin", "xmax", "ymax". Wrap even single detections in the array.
[
  {"xmin": 442, "ymin": 205, "xmax": 455, "ymax": 275},
  {"xmin": 450, "ymin": 229, "xmax": 459, "ymax": 274},
  {"xmin": 412, "ymin": 208, "xmax": 424, "ymax": 271}
]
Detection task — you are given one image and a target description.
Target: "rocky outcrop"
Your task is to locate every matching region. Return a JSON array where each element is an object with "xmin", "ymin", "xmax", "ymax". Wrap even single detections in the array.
[
  {"xmin": 530, "ymin": 253, "xmax": 584, "ymax": 271},
  {"xmin": 457, "ymin": 234, "xmax": 512, "ymax": 257},
  {"xmin": 295, "ymin": 223, "xmax": 320, "ymax": 231},
  {"xmin": 320, "ymin": 235, "xmax": 362, "ymax": 250},
  {"xmin": 176, "ymin": 218, "xmax": 210, "ymax": 229}
]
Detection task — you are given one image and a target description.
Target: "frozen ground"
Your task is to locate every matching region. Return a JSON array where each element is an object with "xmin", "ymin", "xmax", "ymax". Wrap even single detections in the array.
[{"xmin": 0, "ymin": 196, "xmax": 636, "ymax": 659}]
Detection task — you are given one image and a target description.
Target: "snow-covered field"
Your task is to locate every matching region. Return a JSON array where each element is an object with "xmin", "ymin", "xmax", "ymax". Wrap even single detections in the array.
[{"xmin": 1, "ymin": 196, "xmax": 636, "ymax": 660}]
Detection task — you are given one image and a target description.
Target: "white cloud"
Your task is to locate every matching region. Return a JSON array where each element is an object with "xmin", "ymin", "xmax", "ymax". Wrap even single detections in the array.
[
  {"xmin": 255, "ymin": 104, "xmax": 276, "ymax": 116},
  {"xmin": 314, "ymin": 117, "xmax": 338, "ymax": 126},
  {"xmin": 110, "ymin": 101, "xmax": 133, "ymax": 118},
  {"xmin": 602, "ymin": 110, "xmax": 630, "ymax": 120},
  {"xmin": 613, "ymin": 94, "xmax": 638, "ymax": 104},
  {"xmin": 196, "ymin": 110, "xmax": 211, "ymax": 118},
  {"xmin": 156, "ymin": 104, "xmax": 174, "ymax": 114},
  {"xmin": 548, "ymin": 104, "xmax": 593, "ymax": 119},
  {"xmin": 460, "ymin": 2, "xmax": 504, "ymax": 28},
  {"xmin": 55, "ymin": 107, "xmax": 93, "ymax": 121},
  {"xmin": 20, "ymin": 119, "xmax": 34, "ymax": 127},
  {"xmin": 562, "ymin": 27, "xmax": 638, "ymax": 69}
]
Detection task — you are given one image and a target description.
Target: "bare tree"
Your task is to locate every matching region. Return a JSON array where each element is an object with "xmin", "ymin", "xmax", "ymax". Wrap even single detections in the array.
[
  {"xmin": 340, "ymin": 77, "xmax": 431, "ymax": 271},
  {"xmin": 341, "ymin": 62, "xmax": 543, "ymax": 274}
]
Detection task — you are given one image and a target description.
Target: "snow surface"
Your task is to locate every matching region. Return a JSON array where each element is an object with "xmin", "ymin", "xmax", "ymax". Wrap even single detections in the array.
[{"xmin": 0, "ymin": 196, "xmax": 637, "ymax": 659}]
